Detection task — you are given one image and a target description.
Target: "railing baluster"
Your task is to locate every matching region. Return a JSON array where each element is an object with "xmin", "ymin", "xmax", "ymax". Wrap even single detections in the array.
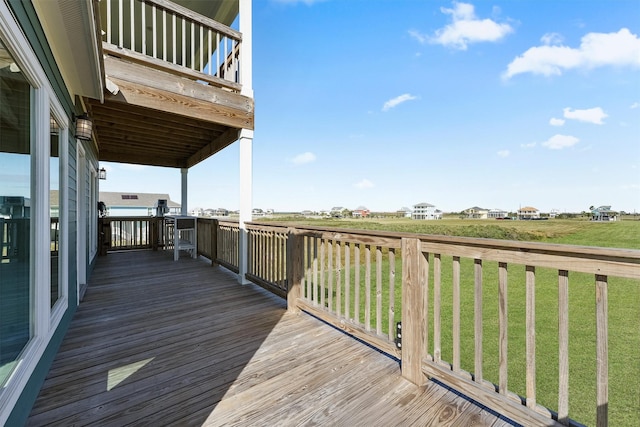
[
  {"xmin": 558, "ymin": 270, "xmax": 570, "ymax": 425},
  {"xmin": 118, "ymin": 0, "xmax": 123, "ymax": 47},
  {"xmin": 365, "ymin": 244, "xmax": 371, "ymax": 331},
  {"xmin": 596, "ymin": 274, "xmax": 608, "ymax": 427},
  {"xmin": 130, "ymin": 0, "xmax": 135, "ymax": 50},
  {"xmin": 453, "ymin": 256, "xmax": 461, "ymax": 372},
  {"xmin": 526, "ymin": 265, "xmax": 536, "ymax": 408},
  {"xmin": 199, "ymin": 25, "xmax": 204, "ymax": 72},
  {"xmin": 312, "ymin": 237, "xmax": 318, "ymax": 304},
  {"xmin": 190, "ymin": 21, "xmax": 195, "ymax": 69},
  {"xmin": 474, "ymin": 258, "xmax": 483, "ymax": 383},
  {"xmin": 499, "ymin": 262, "xmax": 508, "ymax": 394},
  {"xmin": 207, "ymin": 29, "xmax": 212, "ymax": 75},
  {"xmin": 328, "ymin": 240, "xmax": 333, "ymax": 313},
  {"xmin": 162, "ymin": 8, "xmax": 166, "ymax": 61},
  {"xmin": 376, "ymin": 246, "xmax": 382, "ymax": 335},
  {"xmin": 306, "ymin": 236, "xmax": 312, "ymax": 299},
  {"xmin": 434, "ymin": 253, "xmax": 442, "ymax": 363},
  {"xmin": 345, "ymin": 243, "xmax": 350, "ymax": 321},
  {"xmin": 216, "ymin": 32, "xmax": 221, "ymax": 77},
  {"xmin": 336, "ymin": 241, "xmax": 341, "ymax": 318},
  {"xmin": 388, "ymin": 248, "xmax": 396, "ymax": 342},
  {"xmin": 320, "ymin": 239, "xmax": 325, "ymax": 308},
  {"xmin": 152, "ymin": 4, "xmax": 157, "ymax": 57},
  {"xmin": 107, "ymin": 0, "xmax": 112, "ymax": 44},
  {"xmin": 354, "ymin": 243, "xmax": 360, "ymax": 323},
  {"xmin": 172, "ymin": 13, "xmax": 176, "ymax": 64},
  {"xmin": 141, "ymin": 1, "xmax": 146, "ymax": 55}
]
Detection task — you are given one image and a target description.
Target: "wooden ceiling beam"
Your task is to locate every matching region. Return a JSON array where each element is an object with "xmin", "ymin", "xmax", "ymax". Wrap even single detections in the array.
[{"xmin": 187, "ymin": 128, "xmax": 240, "ymax": 168}]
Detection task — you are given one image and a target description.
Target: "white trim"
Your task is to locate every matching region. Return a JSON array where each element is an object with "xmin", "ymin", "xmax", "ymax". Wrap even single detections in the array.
[
  {"xmin": 181, "ymin": 168, "xmax": 188, "ymax": 216},
  {"xmin": 77, "ymin": 143, "xmax": 87, "ymax": 303},
  {"xmin": 238, "ymin": 131, "xmax": 253, "ymax": 284},
  {"xmin": 0, "ymin": 2, "xmax": 72, "ymax": 423}
]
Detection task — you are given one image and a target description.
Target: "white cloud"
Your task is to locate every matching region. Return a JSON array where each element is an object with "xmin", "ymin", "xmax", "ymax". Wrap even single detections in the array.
[
  {"xmin": 521, "ymin": 142, "xmax": 536, "ymax": 148},
  {"xmin": 291, "ymin": 152, "xmax": 317, "ymax": 165},
  {"xmin": 497, "ymin": 150, "xmax": 510, "ymax": 158},
  {"xmin": 563, "ymin": 107, "xmax": 608, "ymax": 124},
  {"xmin": 541, "ymin": 134, "xmax": 579, "ymax": 150},
  {"xmin": 504, "ymin": 28, "xmax": 640, "ymax": 79},
  {"xmin": 408, "ymin": 30, "xmax": 427, "ymax": 44},
  {"xmin": 549, "ymin": 117, "xmax": 565, "ymax": 126},
  {"xmin": 382, "ymin": 93, "xmax": 418, "ymax": 111},
  {"xmin": 541, "ymin": 32, "xmax": 563, "ymax": 46},
  {"xmin": 354, "ymin": 179, "xmax": 374, "ymax": 189},
  {"xmin": 428, "ymin": 2, "xmax": 513, "ymax": 50},
  {"xmin": 630, "ymin": 102, "xmax": 639, "ymax": 109}
]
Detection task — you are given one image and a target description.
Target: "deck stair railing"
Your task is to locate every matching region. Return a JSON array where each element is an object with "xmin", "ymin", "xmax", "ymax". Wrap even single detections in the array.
[{"xmin": 101, "ymin": 0, "xmax": 242, "ymax": 91}]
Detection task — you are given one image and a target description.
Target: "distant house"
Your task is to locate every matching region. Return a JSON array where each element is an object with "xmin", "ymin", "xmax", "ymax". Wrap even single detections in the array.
[
  {"xmin": 301, "ymin": 210, "xmax": 314, "ymax": 217},
  {"xmin": 549, "ymin": 209, "xmax": 560, "ymax": 219},
  {"xmin": 330, "ymin": 206, "xmax": 348, "ymax": 218},
  {"xmin": 252, "ymin": 208, "xmax": 265, "ymax": 217},
  {"xmin": 189, "ymin": 207, "xmax": 204, "ymax": 216},
  {"xmin": 212, "ymin": 208, "xmax": 229, "ymax": 217},
  {"xmin": 464, "ymin": 206, "xmax": 489, "ymax": 219},
  {"xmin": 352, "ymin": 206, "xmax": 370, "ymax": 218},
  {"xmin": 412, "ymin": 202, "xmax": 441, "ymax": 220},
  {"xmin": 99, "ymin": 192, "xmax": 180, "ymax": 217},
  {"xmin": 397, "ymin": 207, "xmax": 412, "ymax": 218},
  {"xmin": 591, "ymin": 206, "xmax": 617, "ymax": 221},
  {"xmin": 488, "ymin": 208, "xmax": 508, "ymax": 219},
  {"xmin": 517, "ymin": 206, "xmax": 540, "ymax": 220}
]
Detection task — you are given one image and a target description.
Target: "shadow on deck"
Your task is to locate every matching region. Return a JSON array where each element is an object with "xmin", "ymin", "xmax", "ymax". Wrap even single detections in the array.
[{"xmin": 28, "ymin": 251, "xmax": 517, "ymax": 426}]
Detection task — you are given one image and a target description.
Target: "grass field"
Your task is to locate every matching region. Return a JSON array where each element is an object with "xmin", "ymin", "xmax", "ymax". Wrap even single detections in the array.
[{"xmin": 262, "ymin": 216, "xmax": 640, "ymax": 426}]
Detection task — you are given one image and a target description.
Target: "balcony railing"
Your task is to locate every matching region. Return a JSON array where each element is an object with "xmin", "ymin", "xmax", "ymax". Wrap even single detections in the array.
[
  {"xmin": 101, "ymin": 0, "xmax": 242, "ymax": 91},
  {"xmin": 97, "ymin": 217, "xmax": 639, "ymax": 426}
]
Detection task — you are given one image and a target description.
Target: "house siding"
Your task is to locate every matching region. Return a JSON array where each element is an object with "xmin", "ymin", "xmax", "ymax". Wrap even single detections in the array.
[{"xmin": 4, "ymin": 1, "xmax": 79, "ymax": 424}]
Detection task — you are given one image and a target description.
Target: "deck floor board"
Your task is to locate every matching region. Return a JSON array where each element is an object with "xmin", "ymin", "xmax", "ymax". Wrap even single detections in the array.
[{"xmin": 27, "ymin": 251, "xmax": 514, "ymax": 426}]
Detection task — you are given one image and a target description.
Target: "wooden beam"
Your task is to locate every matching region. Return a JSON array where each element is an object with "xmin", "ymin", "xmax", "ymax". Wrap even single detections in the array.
[
  {"xmin": 99, "ymin": 150, "xmax": 186, "ymax": 168},
  {"xmin": 105, "ymin": 76, "xmax": 254, "ymax": 130},
  {"xmin": 187, "ymin": 128, "xmax": 239, "ymax": 168}
]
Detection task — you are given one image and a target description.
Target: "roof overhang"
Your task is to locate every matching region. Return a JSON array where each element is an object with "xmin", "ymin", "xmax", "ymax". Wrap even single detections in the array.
[{"xmin": 33, "ymin": 0, "xmax": 104, "ymax": 102}]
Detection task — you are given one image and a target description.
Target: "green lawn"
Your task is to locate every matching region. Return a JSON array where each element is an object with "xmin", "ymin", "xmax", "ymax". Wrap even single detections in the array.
[{"xmin": 276, "ymin": 218, "xmax": 640, "ymax": 427}]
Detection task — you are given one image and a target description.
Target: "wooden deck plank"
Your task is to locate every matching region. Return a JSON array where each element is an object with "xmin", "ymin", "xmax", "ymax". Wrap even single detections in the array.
[{"xmin": 27, "ymin": 251, "xmax": 513, "ymax": 426}]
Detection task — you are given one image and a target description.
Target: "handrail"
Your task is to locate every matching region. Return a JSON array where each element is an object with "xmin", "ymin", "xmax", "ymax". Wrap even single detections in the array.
[
  {"xmin": 244, "ymin": 220, "xmax": 639, "ymax": 427},
  {"xmin": 101, "ymin": 0, "xmax": 242, "ymax": 88}
]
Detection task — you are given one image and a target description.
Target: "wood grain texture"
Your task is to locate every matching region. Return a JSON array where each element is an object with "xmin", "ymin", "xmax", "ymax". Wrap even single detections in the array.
[{"xmin": 26, "ymin": 251, "xmax": 506, "ymax": 426}]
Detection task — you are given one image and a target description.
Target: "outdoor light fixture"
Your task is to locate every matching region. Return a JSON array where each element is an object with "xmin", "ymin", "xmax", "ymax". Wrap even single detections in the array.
[
  {"xmin": 99, "ymin": 167, "xmax": 107, "ymax": 180},
  {"xmin": 75, "ymin": 113, "xmax": 93, "ymax": 141}
]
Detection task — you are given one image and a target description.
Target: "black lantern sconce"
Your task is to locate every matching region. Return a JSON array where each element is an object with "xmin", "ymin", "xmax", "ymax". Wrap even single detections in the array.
[
  {"xmin": 75, "ymin": 114, "xmax": 93, "ymax": 141},
  {"xmin": 98, "ymin": 167, "xmax": 107, "ymax": 180}
]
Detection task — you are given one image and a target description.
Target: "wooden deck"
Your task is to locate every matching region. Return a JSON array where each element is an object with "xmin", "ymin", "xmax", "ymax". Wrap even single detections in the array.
[{"xmin": 27, "ymin": 251, "xmax": 517, "ymax": 426}]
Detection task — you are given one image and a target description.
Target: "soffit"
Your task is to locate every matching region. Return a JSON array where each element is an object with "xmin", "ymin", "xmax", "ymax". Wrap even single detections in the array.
[{"xmin": 32, "ymin": 0, "xmax": 103, "ymax": 102}]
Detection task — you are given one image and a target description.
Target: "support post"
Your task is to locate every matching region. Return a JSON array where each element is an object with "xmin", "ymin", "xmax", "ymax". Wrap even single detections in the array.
[
  {"xmin": 238, "ymin": 129, "xmax": 253, "ymax": 284},
  {"xmin": 287, "ymin": 228, "xmax": 304, "ymax": 313},
  {"xmin": 239, "ymin": 0, "xmax": 252, "ymax": 97},
  {"xmin": 401, "ymin": 237, "xmax": 427, "ymax": 386},
  {"xmin": 180, "ymin": 167, "xmax": 188, "ymax": 216}
]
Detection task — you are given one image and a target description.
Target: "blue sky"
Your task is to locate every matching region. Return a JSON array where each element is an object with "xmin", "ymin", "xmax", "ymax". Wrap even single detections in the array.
[{"xmin": 101, "ymin": 0, "xmax": 640, "ymax": 214}]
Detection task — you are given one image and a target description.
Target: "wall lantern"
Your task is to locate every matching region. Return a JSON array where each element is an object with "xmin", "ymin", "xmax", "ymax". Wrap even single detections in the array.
[
  {"xmin": 75, "ymin": 114, "xmax": 93, "ymax": 141},
  {"xmin": 99, "ymin": 167, "xmax": 107, "ymax": 180}
]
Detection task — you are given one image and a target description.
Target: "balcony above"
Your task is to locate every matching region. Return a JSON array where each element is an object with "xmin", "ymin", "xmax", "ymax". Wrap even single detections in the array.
[{"xmin": 87, "ymin": 0, "xmax": 253, "ymax": 169}]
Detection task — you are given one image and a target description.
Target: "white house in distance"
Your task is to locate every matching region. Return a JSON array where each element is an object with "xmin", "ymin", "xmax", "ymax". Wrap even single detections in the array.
[
  {"xmin": 397, "ymin": 207, "xmax": 412, "ymax": 218},
  {"xmin": 591, "ymin": 206, "xmax": 617, "ymax": 221},
  {"xmin": 99, "ymin": 192, "xmax": 181, "ymax": 217},
  {"xmin": 352, "ymin": 206, "xmax": 370, "ymax": 218},
  {"xmin": 464, "ymin": 206, "xmax": 489, "ymax": 219},
  {"xmin": 518, "ymin": 206, "xmax": 540, "ymax": 220},
  {"xmin": 488, "ymin": 208, "xmax": 509, "ymax": 219},
  {"xmin": 412, "ymin": 202, "xmax": 442, "ymax": 220}
]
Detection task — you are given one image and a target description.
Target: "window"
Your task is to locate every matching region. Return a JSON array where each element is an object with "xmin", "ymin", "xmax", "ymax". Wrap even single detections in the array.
[{"xmin": 0, "ymin": 37, "xmax": 33, "ymax": 386}]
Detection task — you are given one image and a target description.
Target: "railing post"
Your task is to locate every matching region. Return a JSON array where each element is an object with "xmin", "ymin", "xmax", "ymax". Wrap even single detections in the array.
[
  {"xmin": 211, "ymin": 219, "xmax": 218, "ymax": 267},
  {"xmin": 401, "ymin": 237, "xmax": 427, "ymax": 386},
  {"xmin": 151, "ymin": 217, "xmax": 159, "ymax": 251},
  {"xmin": 287, "ymin": 228, "xmax": 304, "ymax": 313}
]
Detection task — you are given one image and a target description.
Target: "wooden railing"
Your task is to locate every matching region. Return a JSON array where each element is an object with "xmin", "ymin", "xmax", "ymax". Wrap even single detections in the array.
[
  {"xmin": 100, "ymin": 216, "xmax": 163, "ymax": 251},
  {"xmin": 100, "ymin": 0, "xmax": 242, "ymax": 91},
  {"xmin": 215, "ymin": 220, "xmax": 239, "ymax": 273},
  {"xmin": 240, "ymin": 222, "xmax": 639, "ymax": 427},
  {"xmin": 94, "ymin": 217, "xmax": 639, "ymax": 425},
  {"xmin": 245, "ymin": 223, "xmax": 289, "ymax": 298}
]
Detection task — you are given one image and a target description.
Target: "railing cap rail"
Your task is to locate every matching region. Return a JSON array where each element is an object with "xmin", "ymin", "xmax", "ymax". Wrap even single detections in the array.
[{"xmin": 247, "ymin": 220, "xmax": 640, "ymax": 262}]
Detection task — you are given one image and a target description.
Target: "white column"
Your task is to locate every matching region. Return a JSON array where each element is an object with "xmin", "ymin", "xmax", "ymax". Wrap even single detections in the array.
[
  {"xmin": 181, "ymin": 168, "xmax": 188, "ymax": 215},
  {"xmin": 238, "ymin": 129, "xmax": 253, "ymax": 284},
  {"xmin": 239, "ymin": 0, "xmax": 253, "ymax": 97}
]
